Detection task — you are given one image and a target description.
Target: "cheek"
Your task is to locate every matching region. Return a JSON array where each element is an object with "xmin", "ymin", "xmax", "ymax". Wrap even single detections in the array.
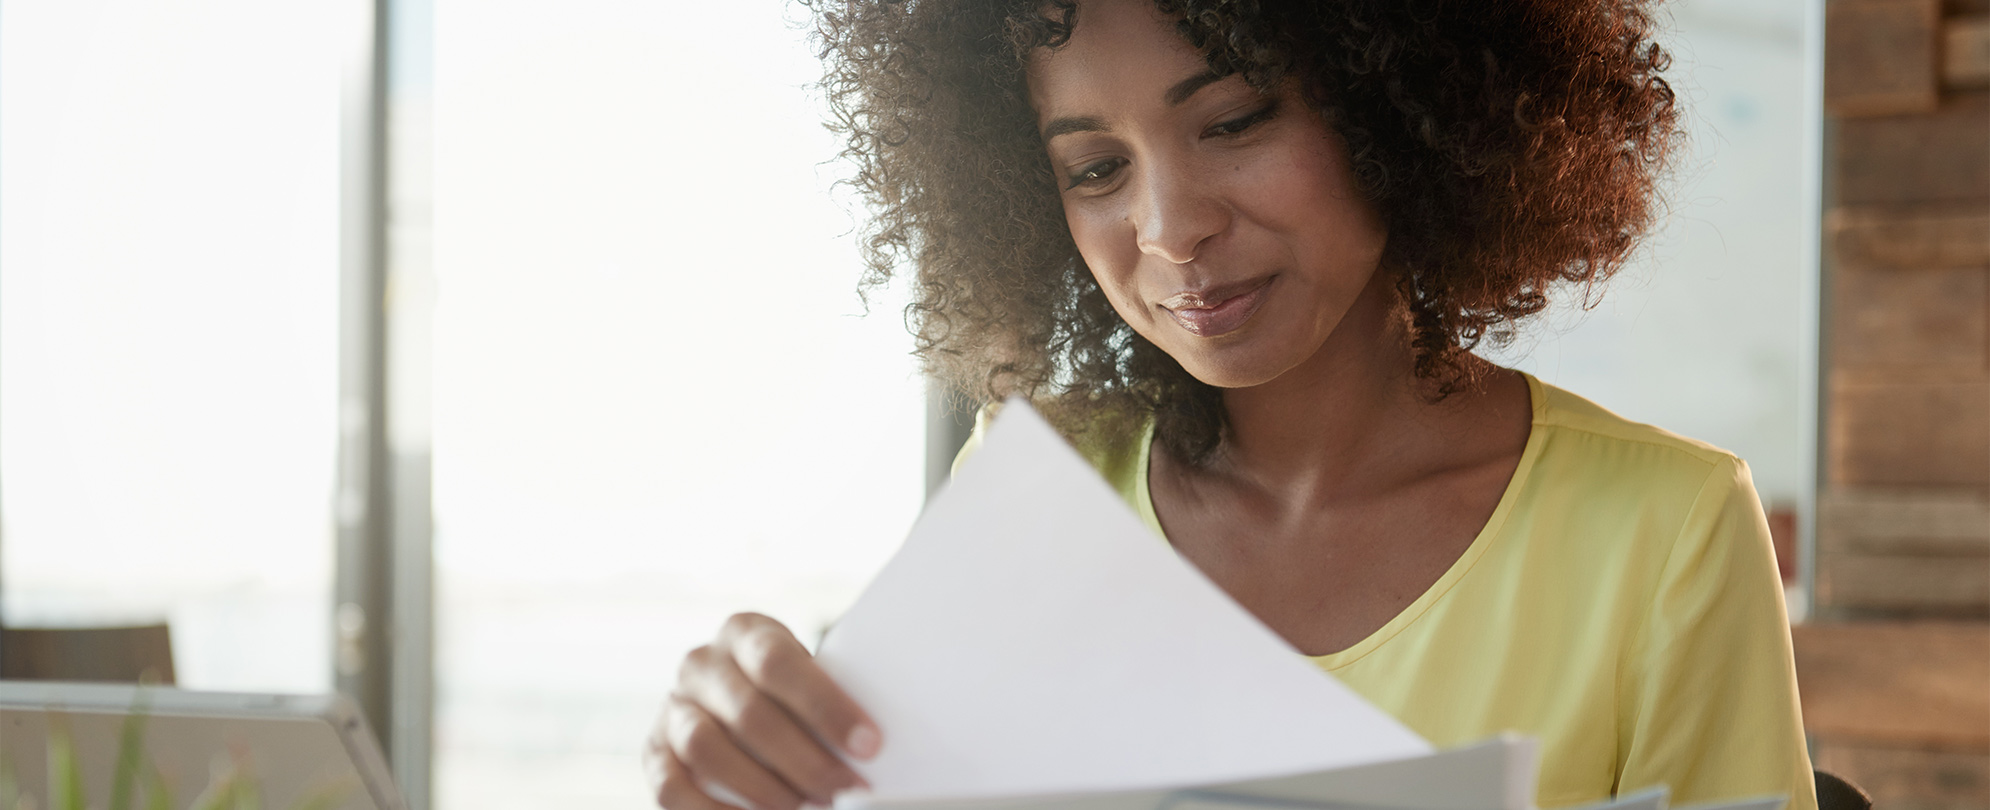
[
  {"xmin": 1065, "ymin": 210, "xmax": 1148, "ymax": 321},
  {"xmin": 1285, "ymin": 135, "xmax": 1385, "ymax": 254},
  {"xmin": 1231, "ymin": 142, "xmax": 1387, "ymax": 300}
]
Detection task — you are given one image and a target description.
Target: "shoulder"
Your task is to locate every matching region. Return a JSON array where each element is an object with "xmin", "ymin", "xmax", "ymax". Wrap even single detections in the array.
[
  {"xmin": 1509, "ymin": 376, "xmax": 1771, "ymax": 589},
  {"xmin": 1524, "ymin": 376, "xmax": 1753, "ymax": 501},
  {"xmin": 1530, "ymin": 378, "xmax": 1737, "ymax": 469}
]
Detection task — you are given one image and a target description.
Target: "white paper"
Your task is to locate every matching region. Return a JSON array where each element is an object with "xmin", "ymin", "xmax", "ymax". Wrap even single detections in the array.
[
  {"xmin": 1675, "ymin": 797, "xmax": 1786, "ymax": 810},
  {"xmin": 1564, "ymin": 788, "xmax": 1668, "ymax": 810},
  {"xmin": 1202, "ymin": 736, "xmax": 1537, "ymax": 810},
  {"xmin": 816, "ymin": 399, "xmax": 1431, "ymax": 800},
  {"xmin": 847, "ymin": 737, "xmax": 1536, "ymax": 810}
]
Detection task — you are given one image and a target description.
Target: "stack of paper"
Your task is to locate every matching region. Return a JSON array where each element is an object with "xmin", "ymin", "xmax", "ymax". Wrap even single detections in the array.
[{"xmin": 813, "ymin": 401, "xmax": 1783, "ymax": 810}]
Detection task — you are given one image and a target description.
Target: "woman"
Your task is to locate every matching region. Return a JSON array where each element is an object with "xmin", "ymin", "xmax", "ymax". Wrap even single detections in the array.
[{"xmin": 650, "ymin": 1, "xmax": 1815, "ymax": 808}]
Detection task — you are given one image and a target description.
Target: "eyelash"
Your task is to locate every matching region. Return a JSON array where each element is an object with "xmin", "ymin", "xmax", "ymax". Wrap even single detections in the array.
[
  {"xmin": 1208, "ymin": 101, "xmax": 1280, "ymax": 136},
  {"xmin": 1063, "ymin": 101, "xmax": 1282, "ymax": 190}
]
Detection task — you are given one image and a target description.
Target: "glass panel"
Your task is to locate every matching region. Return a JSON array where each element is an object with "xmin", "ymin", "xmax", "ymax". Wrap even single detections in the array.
[
  {"xmin": 432, "ymin": 3, "xmax": 925, "ymax": 806},
  {"xmin": 0, "ymin": 0, "xmax": 344, "ymax": 691}
]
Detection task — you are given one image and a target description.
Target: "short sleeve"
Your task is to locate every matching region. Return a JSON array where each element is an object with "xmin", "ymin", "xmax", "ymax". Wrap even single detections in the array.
[{"xmin": 1617, "ymin": 456, "xmax": 1817, "ymax": 810}]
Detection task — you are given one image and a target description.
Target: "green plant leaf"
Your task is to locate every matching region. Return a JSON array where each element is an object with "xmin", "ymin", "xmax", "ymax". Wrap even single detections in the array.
[
  {"xmin": 231, "ymin": 768, "xmax": 260, "ymax": 810},
  {"xmin": 281, "ymin": 782, "xmax": 353, "ymax": 810},
  {"xmin": 1, "ymin": 750, "xmax": 19, "ymax": 810},
  {"xmin": 110, "ymin": 692, "xmax": 153, "ymax": 810},
  {"xmin": 46, "ymin": 720, "xmax": 85, "ymax": 810},
  {"xmin": 145, "ymin": 765, "xmax": 173, "ymax": 810}
]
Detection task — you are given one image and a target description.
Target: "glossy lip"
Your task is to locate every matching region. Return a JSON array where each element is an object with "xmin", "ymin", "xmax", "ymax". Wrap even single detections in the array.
[{"xmin": 1159, "ymin": 276, "xmax": 1276, "ymax": 338}]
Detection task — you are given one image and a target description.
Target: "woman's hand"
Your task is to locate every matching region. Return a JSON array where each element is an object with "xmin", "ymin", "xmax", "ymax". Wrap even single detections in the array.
[{"xmin": 649, "ymin": 612, "xmax": 881, "ymax": 810}]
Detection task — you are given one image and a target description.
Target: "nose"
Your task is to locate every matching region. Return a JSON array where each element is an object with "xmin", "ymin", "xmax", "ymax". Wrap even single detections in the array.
[{"xmin": 1129, "ymin": 163, "xmax": 1228, "ymax": 264}]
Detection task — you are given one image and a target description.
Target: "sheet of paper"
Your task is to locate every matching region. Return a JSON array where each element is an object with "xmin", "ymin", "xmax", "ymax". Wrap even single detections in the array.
[
  {"xmin": 850, "ymin": 737, "xmax": 1535, "ymax": 810},
  {"xmin": 1675, "ymin": 797, "xmax": 1786, "ymax": 810},
  {"xmin": 815, "ymin": 399, "xmax": 1431, "ymax": 800},
  {"xmin": 1204, "ymin": 736, "xmax": 1537, "ymax": 810},
  {"xmin": 1563, "ymin": 788, "xmax": 1668, "ymax": 810}
]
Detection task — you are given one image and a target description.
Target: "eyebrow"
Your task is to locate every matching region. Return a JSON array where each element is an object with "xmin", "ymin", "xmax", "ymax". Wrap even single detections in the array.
[
  {"xmin": 1164, "ymin": 70, "xmax": 1224, "ymax": 106},
  {"xmin": 1039, "ymin": 69, "xmax": 1226, "ymax": 141}
]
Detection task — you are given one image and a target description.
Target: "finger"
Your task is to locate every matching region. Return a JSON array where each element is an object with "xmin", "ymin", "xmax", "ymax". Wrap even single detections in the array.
[
  {"xmin": 665, "ymin": 694, "xmax": 806, "ymax": 810},
  {"xmin": 655, "ymin": 743, "xmax": 749, "ymax": 810},
  {"xmin": 681, "ymin": 643, "xmax": 863, "ymax": 802},
  {"xmin": 721, "ymin": 613, "xmax": 883, "ymax": 761}
]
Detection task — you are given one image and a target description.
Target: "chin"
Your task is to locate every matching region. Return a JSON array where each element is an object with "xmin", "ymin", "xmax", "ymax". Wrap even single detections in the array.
[{"xmin": 1171, "ymin": 348, "xmax": 1299, "ymax": 390}]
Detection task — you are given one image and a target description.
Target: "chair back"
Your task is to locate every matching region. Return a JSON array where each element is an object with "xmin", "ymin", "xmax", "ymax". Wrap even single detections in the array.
[{"xmin": 1815, "ymin": 769, "xmax": 1872, "ymax": 810}]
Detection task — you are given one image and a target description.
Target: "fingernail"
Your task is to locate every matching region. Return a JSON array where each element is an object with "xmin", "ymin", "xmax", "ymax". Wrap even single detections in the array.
[{"xmin": 845, "ymin": 723, "xmax": 881, "ymax": 760}]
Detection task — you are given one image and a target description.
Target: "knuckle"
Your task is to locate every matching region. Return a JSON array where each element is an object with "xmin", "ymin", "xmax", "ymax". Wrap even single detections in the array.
[
  {"xmin": 756, "ymin": 638, "xmax": 804, "ymax": 677},
  {"xmin": 733, "ymin": 643, "xmax": 772, "ymax": 682},
  {"xmin": 678, "ymin": 645, "xmax": 716, "ymax": 684},
  {"xmin": 662, "ymin": 693, "xmax": 700, "ymax": 731},
  {"xmin": 679, "ymin": 715, "xmax": 730, "ymax": 767},
  {"xmin": 721, "ymin": 611, "xmax": 765, "ymax": 639}
]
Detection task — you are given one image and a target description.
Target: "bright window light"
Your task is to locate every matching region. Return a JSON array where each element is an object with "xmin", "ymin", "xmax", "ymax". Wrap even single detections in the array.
[
  {"xmin": 432, "ymin": 2, "xmax": 926, "ymax": 807},
  {"xmin": 0, "ymin": 0, "xmax": 343, "ymax": 692}
]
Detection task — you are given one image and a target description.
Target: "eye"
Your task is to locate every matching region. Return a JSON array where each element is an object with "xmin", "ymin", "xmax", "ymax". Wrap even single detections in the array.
[
  {"xmin": 1205, "ymin": 101, "xmax": 1280, "ymax": 137},
  {"xmin": 1066, "ymin": 157, "xmax": 1128, "ymax": 189}
]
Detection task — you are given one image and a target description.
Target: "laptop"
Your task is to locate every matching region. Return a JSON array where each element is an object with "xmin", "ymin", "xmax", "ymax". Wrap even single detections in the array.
[{"xmin": 0, "ymin": 681, "xmax": 405, "ymax": 810}]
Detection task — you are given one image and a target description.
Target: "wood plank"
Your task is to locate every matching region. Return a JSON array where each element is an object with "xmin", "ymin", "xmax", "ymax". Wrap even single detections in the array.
[
  {"xmin": 1837, "ymin": 92, "xmax": 1990, "ymax": 205},
  {"xmin": 1829, "ymin": 206, "xmax": 1990, "ymax": 268},
  {"xmin": 1822, "ymin": 489, "xmax": 1990, "ymax": 556},
  {"xmin": 1830, "ymin": 373, "xmax": 1990, "ymax": 487},
  {"xmin": 0, "ymin": 625, "xmax": 176, "ymax": 684},
  {"xmin": 1833, "ymin": 265, "xmax": 1987, "ymax": 367},
  {"xmin": 1812, "ymin": 741, "xmax": 1990, "ymax": 810},
  {"xmin": 1829, "ymin": 0, "xmax": 1942, "ymax": 116},
  {"xmin": 1947, "ymin": 16, "xmax": 1990, "ymax": 88},
  {"xmin": 1793, "ymin": 621, "xmax": 1990, "ymax": 749},
  {"xmin": 1818, "ymin": 552, "xmax": 1990, "ymax": 611}
]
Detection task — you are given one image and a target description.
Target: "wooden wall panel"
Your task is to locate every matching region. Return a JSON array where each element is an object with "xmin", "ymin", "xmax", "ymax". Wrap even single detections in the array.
[
  {"xmin": 1829, "ymin": 0, "xmax": 1942, "ymax": 116},
  {"xmin": 1829, "ymin": 207, "xmax": 1990, "ymax": 268},
  {"xmin": 1837, "ymin": 93, "xmax": 1990, "ymax": 205},
  {"xmin": 1834, "ymin": 266, "xmax": 1988, "ymax": 367},
  {"xmin": 1820, "ymin": 553, "xmax": 1990, "ymax": 611},
  {"xmin": 1949, "ymin": 16, "xmax": 1990, "ymax": 87},
  {"xmin": 1818, "ymin": 2, "xmax": 1990, "ymax": 801},
  {"xmin": 1794, "ymin": 621, "xmax": 1990, "ymax": 748},
  {"xmin": 1823, "ymin": 490, "xmax": 1990, "ymax": 557},
  {"xmin": 1830, "ymin": 373, "xmax": 1990, "ymax": 486}
]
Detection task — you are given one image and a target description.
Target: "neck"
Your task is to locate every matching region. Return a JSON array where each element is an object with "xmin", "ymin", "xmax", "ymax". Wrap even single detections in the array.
[{"xmin": 1211, "ymin": 272, "xmax": 1438, "ymax": 501}]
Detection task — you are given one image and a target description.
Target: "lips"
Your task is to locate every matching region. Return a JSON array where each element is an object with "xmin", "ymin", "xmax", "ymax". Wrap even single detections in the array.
[{"xmin": 1160, "ymin": 276, "xmax": 1275, "ymax": 338}]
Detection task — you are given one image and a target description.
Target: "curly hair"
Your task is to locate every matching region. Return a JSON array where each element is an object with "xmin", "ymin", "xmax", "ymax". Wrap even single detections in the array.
[{"xmin": 806, "ymin": 0, "xmax": 1680, "ymax": 464}]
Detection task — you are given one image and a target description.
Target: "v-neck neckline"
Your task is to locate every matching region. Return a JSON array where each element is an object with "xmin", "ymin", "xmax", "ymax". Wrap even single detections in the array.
[{"xmin": 1129, "ymin": 373, "xmax": 1549, "ymax": 668}]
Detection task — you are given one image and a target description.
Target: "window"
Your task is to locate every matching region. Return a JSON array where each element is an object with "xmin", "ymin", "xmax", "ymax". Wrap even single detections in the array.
[
  {"xmin": 0, "ymin": 0, "xmax": 345, "ymax": 691},
  {"xmin": 431, "ymin": 4, "xmax": 925, "ymax": 806}
]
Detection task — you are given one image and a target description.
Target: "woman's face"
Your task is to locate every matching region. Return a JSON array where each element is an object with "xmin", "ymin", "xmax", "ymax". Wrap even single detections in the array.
[{"xmin": 1026, "ymin": 0, "xmax": 1389, "ymax": 389}]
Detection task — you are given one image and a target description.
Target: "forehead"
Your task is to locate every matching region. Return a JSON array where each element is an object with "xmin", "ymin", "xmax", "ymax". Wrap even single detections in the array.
[{"xmin": 1024, "ymin": 0, "xmax": 1209, "ymax": 118}]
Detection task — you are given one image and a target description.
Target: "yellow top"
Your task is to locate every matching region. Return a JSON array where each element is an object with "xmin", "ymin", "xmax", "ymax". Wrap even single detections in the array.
[{"xmin": 956, "ymin": 374, "xmax": 1816, "ymax": 809}]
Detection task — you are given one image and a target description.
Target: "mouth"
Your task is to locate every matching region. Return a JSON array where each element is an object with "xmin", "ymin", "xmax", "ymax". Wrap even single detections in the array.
[{"xmin": 1159, "ymin": 276, "xmax": 1275, "ymax": 338}]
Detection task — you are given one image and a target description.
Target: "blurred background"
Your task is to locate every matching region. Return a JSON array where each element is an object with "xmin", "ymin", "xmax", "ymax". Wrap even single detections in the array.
[{"xmin": 1, "ymin": 1, "xmax": 1984, "ymax": 809}]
